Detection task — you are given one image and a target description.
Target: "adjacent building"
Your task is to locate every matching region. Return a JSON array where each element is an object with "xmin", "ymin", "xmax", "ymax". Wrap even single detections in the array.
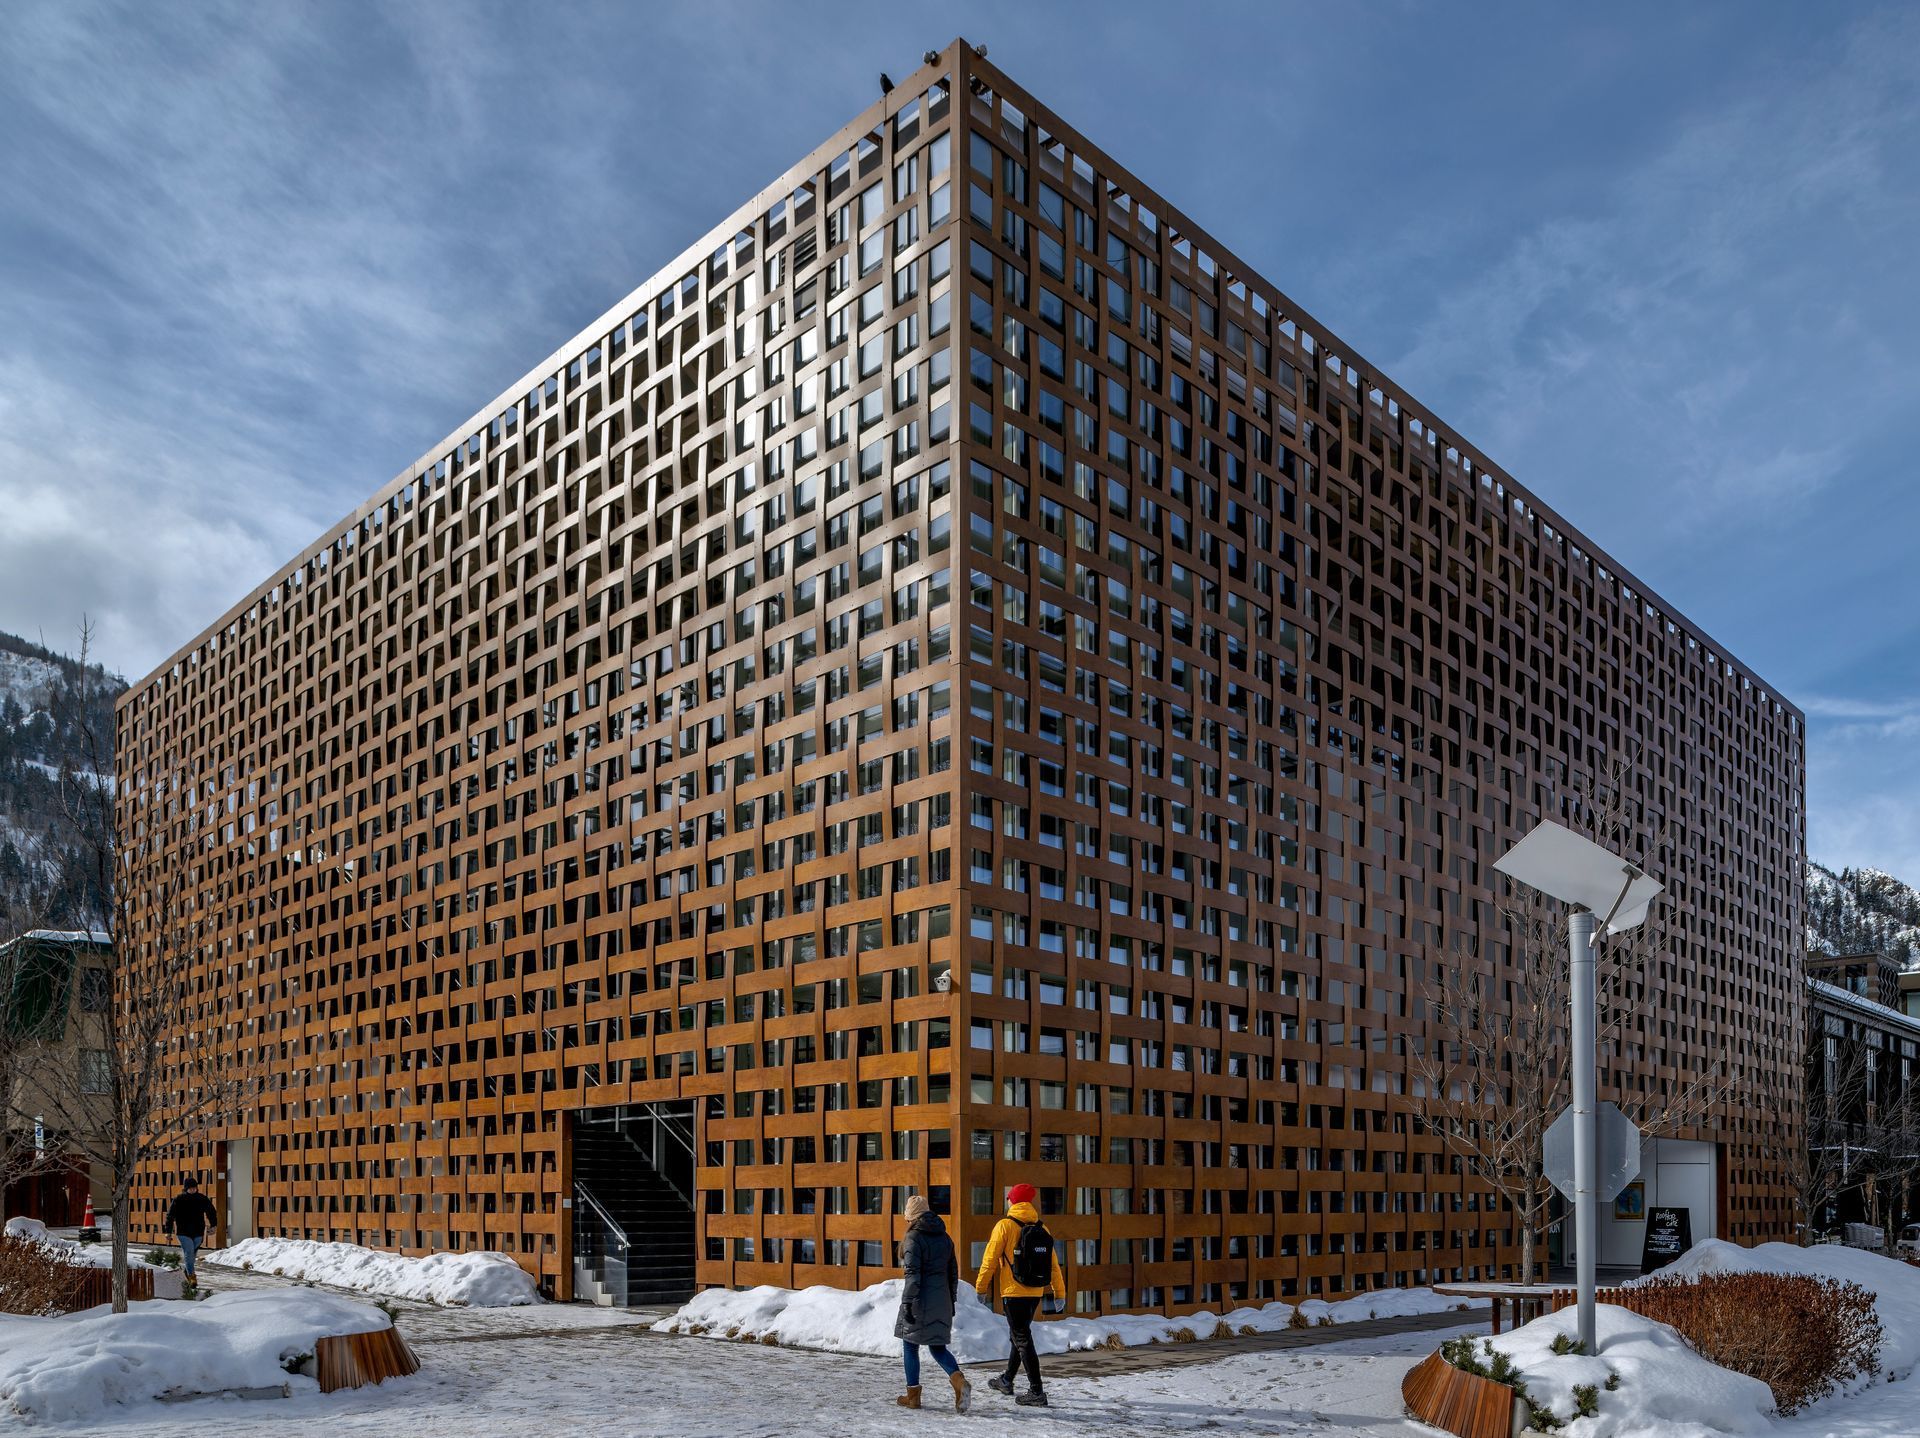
[
  {"xmin": 117, "ymin": 42, "xmax": 1805, "ymax": 1312},
  {"xmin": 2, "ymin": 930, "xmax": 113, "ymax": 1225},
  {"xmin": 1808, "ymin": 949, "xmax": 1905, "ymax": 1013},
  {"xmin": 1804, "ymin": 964, "xmax": 1920, "ymax": 1239}
]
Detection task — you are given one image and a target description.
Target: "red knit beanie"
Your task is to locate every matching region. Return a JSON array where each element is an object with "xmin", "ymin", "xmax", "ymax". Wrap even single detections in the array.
[{"xmin": 1006, "ymin": 1182, "xmax": 1038, "ymax": 1205}]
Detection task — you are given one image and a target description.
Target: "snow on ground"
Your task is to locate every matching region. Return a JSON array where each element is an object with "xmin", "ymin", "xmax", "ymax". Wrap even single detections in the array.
[
  {"xmin": 0, "ymin": 1288, "xmax": 391, "ymax": 1425},
  {"xmin": 1773, "ymin": 1366, "xmax": 1920, "ymax": 1438},
  {"xmin": 4, "ymin": 1216, "xmax": 154, "ymax": 1270},
  {"xmin": 652, "ymin": 1277, "xmax": 1482, "ymax": 1361},
  {"xmin": 10, "ymin": 1265, "xmax": 1470, "ymax": 1438},
  {"xmin": 1639, "ymin": 1238, "xmax": 1920, "ymax": 1379},
  {"xmin": 208, "ymin": 1238, "xmax": 539, "ymax": 1308},
  {"xmin": 28, "ymin": 1236, "xmax": 1919, "ymax": 1438},
  {"xmin": 1485, "ymin": 1303, "xmax": 1775, "ymax": 1438},
  {"xmin": 1468, "ymin": 1238, "xmax": 1920, "ymax": 1437}
]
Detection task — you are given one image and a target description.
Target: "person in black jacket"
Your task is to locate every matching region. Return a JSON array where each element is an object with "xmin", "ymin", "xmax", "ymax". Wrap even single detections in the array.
[
  {"xmin": 162, "ymin": 1177, "xmax": 219, "ymax": 1283},
  {"xmin": 893, "ymin": 1194, "xmax": 971, "ymax": 1413}
]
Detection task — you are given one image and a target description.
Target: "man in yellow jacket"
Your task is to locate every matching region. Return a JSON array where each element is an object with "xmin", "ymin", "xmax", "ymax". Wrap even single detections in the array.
[{"xmin": 974, "ymin": 1182, "xmax": 1068, "ymax": 1406}]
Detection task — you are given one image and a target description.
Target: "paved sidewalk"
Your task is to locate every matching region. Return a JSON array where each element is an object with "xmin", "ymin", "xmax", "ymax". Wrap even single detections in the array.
[
  {"xmin": 1033, "ymin": 1308, "xmax": 1472, "ymax": 1377},
  {"xmin": 184, "ymin": 1256, "xmax": 1471, "ymax": 1377},
  {"xmin": 189, "ymin": 1258, "xmax": 673, "ymax": 1345}
]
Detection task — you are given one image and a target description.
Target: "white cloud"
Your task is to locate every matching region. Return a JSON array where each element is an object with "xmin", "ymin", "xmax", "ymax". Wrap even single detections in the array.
[
  {"xmin": 1377, "ymin": 12, "xmax": 1920, "ymax": 536},
  {"xmin": 1807, "ymin": 689, "xmax": 1920, "ymax": 882},
  {"xmin": 1799, "ymin": 695, "xmax": 1920, "ymax": 723},
  {"xmin": 0, "ymin": 355, "xmax": 324, "ymax": 676}
]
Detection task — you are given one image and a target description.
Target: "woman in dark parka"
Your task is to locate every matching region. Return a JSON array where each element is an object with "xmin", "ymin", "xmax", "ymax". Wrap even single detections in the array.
[{"xmin": 895, "ymin": 1194, "xmax": 972, "ymax": 1412}]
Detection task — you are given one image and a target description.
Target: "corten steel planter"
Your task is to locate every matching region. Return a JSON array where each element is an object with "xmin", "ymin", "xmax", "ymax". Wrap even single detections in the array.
[
  {"xmin": 1401, "ymin": 1351, "xmax": 1519, "ymax": 1438},
  {"xmin": 315, "ymin": 1327, "xmax": 421, "ymax": 1392}
]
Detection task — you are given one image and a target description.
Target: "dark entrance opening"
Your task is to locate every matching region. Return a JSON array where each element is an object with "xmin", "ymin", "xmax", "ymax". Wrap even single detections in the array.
[{"xmin": 572, "ymin": 1101, "xmax": 697, "ymax": 1307}]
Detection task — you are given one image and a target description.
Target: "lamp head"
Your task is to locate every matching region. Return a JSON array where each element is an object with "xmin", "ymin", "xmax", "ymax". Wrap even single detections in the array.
[{"xmin": 1494, "ymin": 820, "xmax": 1664, "ymax": 933}]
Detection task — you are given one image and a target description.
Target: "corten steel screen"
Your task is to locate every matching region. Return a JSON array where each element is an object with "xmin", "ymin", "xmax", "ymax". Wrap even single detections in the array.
[{"xmin": 116, "ymin": 41, "xmax": 1804, "ymax": 1313}]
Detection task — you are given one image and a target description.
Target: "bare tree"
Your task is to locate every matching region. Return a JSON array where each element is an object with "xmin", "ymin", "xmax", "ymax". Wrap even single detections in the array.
[
  {"xmin": 1410, "ymin": 757, "xmax": 1727, "ymax": 1285},
  {"xmin": 2, "ymin": 773, "xmax": 77, "ymax": 1227},
  {"xmin": 1861, "ymin": 1052, "xmax": 1920, "ymax": 1255},
  {"xmin": 0, "ymin": 918, "xmax": 50, "ymax": 1219},
  {"xmin": 3, "ymin": 629, "xmax": 118, "ymax": 1221},
  {"xmin": 1776, "ymin": 1003, "xmax": 1865, "ymax": 1244},
  {"xmin": 1785, "ymin": 993, "xmax": 1920, "ymax": 1250},
  {"xmin": 28, "ymin": 623, "xmax": 256, "ymax": 1311}
]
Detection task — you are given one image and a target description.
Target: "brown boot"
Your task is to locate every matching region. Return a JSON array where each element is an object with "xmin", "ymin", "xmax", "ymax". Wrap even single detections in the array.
[
  {"xmin": 950, "ymin": 1371, "xmax": 973, "ymax": 1413},
  {"xmin": 896, "ymin": 1386, "xmax": 921, "ymax": 1409}
]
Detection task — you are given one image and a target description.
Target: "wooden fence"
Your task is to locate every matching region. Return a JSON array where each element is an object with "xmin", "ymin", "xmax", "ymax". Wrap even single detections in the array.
[
  {"xmin": 57, "ymin": 1264, "xmax": 154, "ymax": 1311},
  {"xmin": 1549, "ymin": 1284, "xmax": 1704, "ymax": 1330}
]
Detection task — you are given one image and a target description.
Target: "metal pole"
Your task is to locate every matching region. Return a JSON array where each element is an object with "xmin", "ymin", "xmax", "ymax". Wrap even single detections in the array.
[{"xmin": 1569, "ymin": 907, "xmax": 1598, "ymax": 1350}]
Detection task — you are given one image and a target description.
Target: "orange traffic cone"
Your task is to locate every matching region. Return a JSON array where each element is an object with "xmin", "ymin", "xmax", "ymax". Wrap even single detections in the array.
[{"xmin": 78, "ymin": 1194, "xmax": 100, "ymax": 1242}]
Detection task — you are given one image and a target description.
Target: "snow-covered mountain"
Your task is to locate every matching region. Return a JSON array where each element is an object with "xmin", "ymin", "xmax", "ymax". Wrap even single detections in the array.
[
  {"xmin": 0, "ymin": 630, "xmax": 122, "ymax": 929},
  {"xmin": 1807, "ymin": 860, "xmax": 1920, "ymax": 969}
]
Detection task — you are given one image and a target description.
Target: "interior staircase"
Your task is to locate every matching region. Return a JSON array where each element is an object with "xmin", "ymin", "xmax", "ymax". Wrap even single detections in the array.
[{"xmin": 572, "ymin": 1120, "xmax": 696, "ymax": 1307}]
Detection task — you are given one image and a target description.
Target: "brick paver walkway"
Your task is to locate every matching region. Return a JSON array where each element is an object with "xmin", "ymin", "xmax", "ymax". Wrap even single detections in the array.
[{"xmin": 1032, "ymin": 1308, "xmax": 1473, "ymax": 1377}]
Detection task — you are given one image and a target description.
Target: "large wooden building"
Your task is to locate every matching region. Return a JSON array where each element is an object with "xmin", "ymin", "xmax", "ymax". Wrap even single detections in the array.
[{"xmin": 118, "ymin": 42, "xmax": 1804, "ymax": 1312}]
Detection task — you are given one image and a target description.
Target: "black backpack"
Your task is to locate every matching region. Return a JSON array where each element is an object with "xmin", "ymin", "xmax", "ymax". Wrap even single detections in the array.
[{"xmin": 1007, "ymin": 1219, "xmax": 1055, "ymax": 1288}]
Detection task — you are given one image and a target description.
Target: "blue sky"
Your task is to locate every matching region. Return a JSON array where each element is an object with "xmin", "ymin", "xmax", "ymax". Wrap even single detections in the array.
[{"xmin": 1, "ymin": 2, "xmax": 1916, "ymax": 879}]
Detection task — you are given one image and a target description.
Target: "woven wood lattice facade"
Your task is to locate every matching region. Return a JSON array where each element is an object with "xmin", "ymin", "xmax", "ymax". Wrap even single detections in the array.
[{"xmin": 117, "ymin": 41, "xmax": 1804, "ymax": 1314}]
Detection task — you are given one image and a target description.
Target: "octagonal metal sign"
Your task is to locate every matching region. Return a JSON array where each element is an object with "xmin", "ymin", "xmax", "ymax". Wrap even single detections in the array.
[{"xmin": 1543, "ymin": 1101, "xmax": 1641, "ymax": 1203}]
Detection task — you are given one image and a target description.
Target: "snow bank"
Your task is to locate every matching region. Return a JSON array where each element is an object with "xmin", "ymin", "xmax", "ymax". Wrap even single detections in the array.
[
  {"xmin": 1484, "ymin": 1303, "xmax": 1775, "ymax": 1438},
  {"xmin": 4, "ymin": 1215, "xmax": 152, "ymax": 1270},
  {"xmin": 211, "ymin": 1237, "xmax": 540, "ymax": 1307},
  {"xmin": 0, "ymin": 1288, "xmax": 391, "ymax": 1423},
  {"xmin": 653, "ymin": 1278, "xmax": 1481, "ymax": 1360},
  {"xmin": 1639, "ymin": 1238, "xmax": 1920, "ymax": 1380}
]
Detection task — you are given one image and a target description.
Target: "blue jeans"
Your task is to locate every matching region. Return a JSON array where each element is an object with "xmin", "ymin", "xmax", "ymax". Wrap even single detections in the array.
[
  {"xmin": 903, "ymin": 1341, "xmax": 959, "ymax": 1385},
  {"xmin": 179, "ymin": 1236, "xmax": 201, "ymax": 1277}
]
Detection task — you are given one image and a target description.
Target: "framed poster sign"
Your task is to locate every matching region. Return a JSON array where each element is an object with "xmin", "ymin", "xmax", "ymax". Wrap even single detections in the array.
[{"xmin": 1640, "ymin": 1206, "xmax": 1692, "ymax": 1274}]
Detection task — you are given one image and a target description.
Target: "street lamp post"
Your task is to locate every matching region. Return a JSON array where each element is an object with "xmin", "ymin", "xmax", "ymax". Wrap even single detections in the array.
[
  {"xmin": 1495, "ymin": 820, "xmax": 1663, "ymax": 1351},
  {"xmin": 1568, "ymin": 905, "xmax": 1598, "ymax": 1349}
]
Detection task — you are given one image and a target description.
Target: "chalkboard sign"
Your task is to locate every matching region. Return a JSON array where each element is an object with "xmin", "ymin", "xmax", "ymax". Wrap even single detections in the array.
[{"xmin": 1640, "ymin": 1206, "xmax": 1693, "ymax": 1274}]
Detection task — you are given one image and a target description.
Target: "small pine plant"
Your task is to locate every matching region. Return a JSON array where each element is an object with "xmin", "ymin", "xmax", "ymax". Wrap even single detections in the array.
[
  {"xmin": 1572, "ymin": 1384, "xmax": 1600, "ymax": 1418},
  {"xmin": 1550, "ymin": 1333, "xmax": 1589, "ymax": 1357},
  {"xmin": 1443, "ymin": 1338, "xmax": 1558, "ymax": 1428},
  {"xmin": 1482, "ymin": 1345, "xmax": 1521, "ymax": 1387},
  {"xmin": 1604, "ymin": 1370, "xmax": 1622, "ymax": 1392},
  {"xmin": 1440, "ymin": 1336, "xmax": 1489, "ymax": 1377}
]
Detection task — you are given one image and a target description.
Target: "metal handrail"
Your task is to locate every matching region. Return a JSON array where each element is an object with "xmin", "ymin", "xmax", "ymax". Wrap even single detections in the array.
[
  {"xmin": 658, "ymin": 1112, "xmax": 696, "ymax": 1158},
  {"xmin": 581, "ymin": 1106, "xmax": 699, "ymax": 1208},
  {"xmin": 575, "ymin": 1179, "xmax": 629, "ymax": 1253},
  {"xmin": 650, "ymin": 1116, "xmax": 697, "ymax": 1207}
]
